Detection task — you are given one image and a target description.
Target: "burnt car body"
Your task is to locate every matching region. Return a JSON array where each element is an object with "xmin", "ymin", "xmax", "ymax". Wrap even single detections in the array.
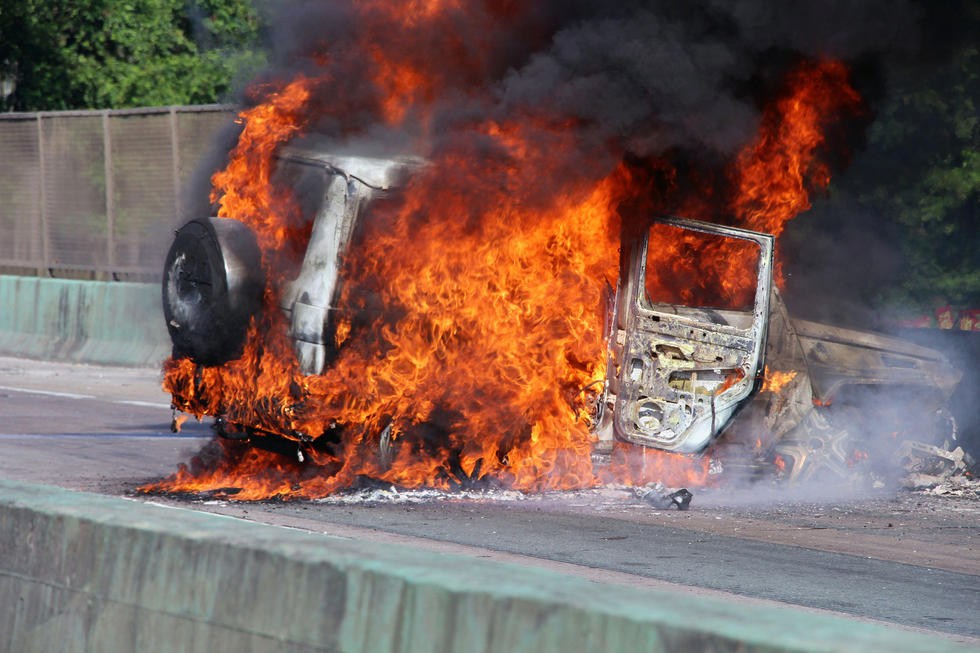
[
  {"xmin": 163, "ymin": 148, "xmax": 961, "ymax": 482},
  {"xmin": 595, "ymin": 216, "xmax": 960, "ymax": 481}
]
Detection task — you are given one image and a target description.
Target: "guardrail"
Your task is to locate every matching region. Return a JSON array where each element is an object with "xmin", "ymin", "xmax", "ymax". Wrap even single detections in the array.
[
  {"xmin": 2, "ymin": 479, "xmax": 970, "ymax": 653},
  {"xmin": 0, "ymin": 275, "xmax": 170, "ymax": 366},
  {"xmin": 0, "ymin": 105, "xmax": 234, "ymax": 281}
]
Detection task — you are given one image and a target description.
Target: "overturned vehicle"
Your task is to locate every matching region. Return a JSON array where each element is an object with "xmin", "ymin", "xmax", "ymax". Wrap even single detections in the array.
[{"xmin": 163, "ymin": 147, "xmax": 961, "ymax": 484}]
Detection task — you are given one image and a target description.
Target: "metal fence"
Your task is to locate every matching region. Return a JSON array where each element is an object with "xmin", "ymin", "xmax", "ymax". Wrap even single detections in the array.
[{"xmin": 0, "ymin": 105, "xmax": 235, "ymax": 280}]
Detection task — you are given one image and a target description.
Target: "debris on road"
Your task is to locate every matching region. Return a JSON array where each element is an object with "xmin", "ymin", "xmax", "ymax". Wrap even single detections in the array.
[
  {"xmin": 918, "ymin": 475, "xmax": 980, "ymax": 499},
  {"xmin": 898, "ymin": 440, "xmax": 979, "ymax": 498},
  {"xmin": 636, "ymin": 483, "xmax": 694, "ymax": 510}
]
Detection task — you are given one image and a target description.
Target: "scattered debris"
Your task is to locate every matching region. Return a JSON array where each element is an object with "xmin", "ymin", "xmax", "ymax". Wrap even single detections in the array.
[
  {"xmin": 198, "ymin": 487, "xmax": 242, "ymax": 498},
  {"xmin": 897, "ymin": 440, "xmax": 978, "ymax": 497},
  {"xmin": 918, "ymin": 475, "xmax": 980, "ymax": 499},
  {"xmin": 897, "ymin": 440, "xmax": 969, "ymax": 474},
  {"xmin": 668, "ymin": 488, "xmax": 694, "ymax": 510},
  {"xmin": 635, "ymin": 483, "xmax": 694, "ymax": 510}
]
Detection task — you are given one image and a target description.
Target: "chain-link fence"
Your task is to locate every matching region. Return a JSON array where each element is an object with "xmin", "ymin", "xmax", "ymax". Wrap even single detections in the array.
[{"xmin": 0, "ymin": 105, "xmax": 235, "ymax": 280}]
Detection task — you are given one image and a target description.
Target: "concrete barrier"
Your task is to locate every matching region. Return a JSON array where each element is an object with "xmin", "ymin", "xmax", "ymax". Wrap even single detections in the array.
[
  {"xmin": 0, "ymin": 479, "xmax": 971, "ymax": 653},
  {"xmin": 0, "ymin": 275, "xmax": 169, "ymax": 367}
]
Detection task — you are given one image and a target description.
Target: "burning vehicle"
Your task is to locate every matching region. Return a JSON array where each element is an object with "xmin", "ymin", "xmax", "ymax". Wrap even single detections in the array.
[
  {"xmin": 141, "ymin": 0, "xmax": 973, "ymax": 500},
  {"xmin": 161, "ymin": 143, "xmax": 961, "ymax": 491}
]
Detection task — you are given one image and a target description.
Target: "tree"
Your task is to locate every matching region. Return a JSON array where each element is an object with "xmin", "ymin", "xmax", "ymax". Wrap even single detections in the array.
[
  {"xmin": 784, "ymin": 39, "xmax": 979, "ymax": 323},
  {"xmin": 0, "ymin": 0, "xmax": 266, "ymax": 110},
  {"xmin": 859, "ymin": 45, "xmax": 979, "ymax": 310}
]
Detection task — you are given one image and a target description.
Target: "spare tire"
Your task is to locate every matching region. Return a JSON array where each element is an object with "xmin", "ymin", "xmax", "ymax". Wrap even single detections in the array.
[{"xmin": 162, "ymin": 218, "xmax": 264, "ymax": 366}]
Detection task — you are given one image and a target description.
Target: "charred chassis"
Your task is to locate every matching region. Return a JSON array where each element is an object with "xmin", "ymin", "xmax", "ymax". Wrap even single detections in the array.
[{"xmin": 162, "ymin": 148, "xmax": 961, "ymax": 483}]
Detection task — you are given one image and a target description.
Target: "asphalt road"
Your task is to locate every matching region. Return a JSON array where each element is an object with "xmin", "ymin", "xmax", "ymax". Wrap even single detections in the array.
[{"xmin": 0, "ymin": 356, "xmax": 977, "ymax": 641}]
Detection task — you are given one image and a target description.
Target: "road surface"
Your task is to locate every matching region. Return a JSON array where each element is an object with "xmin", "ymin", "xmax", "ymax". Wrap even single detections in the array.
[{"xmin": 0, "ymin": 356, "xmax": 977, "ymax": 641}]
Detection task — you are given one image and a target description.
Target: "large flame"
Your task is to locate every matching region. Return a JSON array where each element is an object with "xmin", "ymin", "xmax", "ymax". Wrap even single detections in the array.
[
  {"xmin": 146, "ymin": 45, "xmax": 862, "ymax": 499},
  {"xmin": 212, "ymin": 76, "xmax": 315, "ymax": 256}
]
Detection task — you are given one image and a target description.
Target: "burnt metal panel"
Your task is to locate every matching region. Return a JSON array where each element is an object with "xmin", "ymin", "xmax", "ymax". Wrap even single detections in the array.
[{"xmin": 610, "ymin": 217, "xmax": 774, "ymax": 453}]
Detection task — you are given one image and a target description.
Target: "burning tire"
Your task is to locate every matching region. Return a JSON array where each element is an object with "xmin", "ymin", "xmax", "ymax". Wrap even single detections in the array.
[{"xmin": 162, "ymin": 218, "xmax": 264, "ymax": 365}]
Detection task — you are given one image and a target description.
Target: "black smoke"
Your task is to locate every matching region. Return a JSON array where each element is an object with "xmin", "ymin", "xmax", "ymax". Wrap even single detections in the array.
[{"xmin": 242, "ymin": 1, "xmax": 925, "ymax": 163}]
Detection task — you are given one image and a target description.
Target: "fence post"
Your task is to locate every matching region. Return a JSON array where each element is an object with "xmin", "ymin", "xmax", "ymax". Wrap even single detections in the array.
[
  {"xmin": 169, "ymin": 107, "xmax": 181, "ymax": 223},
  {"xmin": 35, "ymin": 115, "xmax": 49, "ymax": 277},
  {"xmin": 102, "ymin": 111, "xmax": 115, "ymax": 277},
  {"xmin": 3, "ymin": 105, "xmax": 232, "ymax": 280}
]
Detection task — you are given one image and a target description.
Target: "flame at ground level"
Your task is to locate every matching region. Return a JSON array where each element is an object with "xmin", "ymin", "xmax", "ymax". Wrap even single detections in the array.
[{"xmin": 143, "ymin": 59, "xmax": 862, "ymax": 500}]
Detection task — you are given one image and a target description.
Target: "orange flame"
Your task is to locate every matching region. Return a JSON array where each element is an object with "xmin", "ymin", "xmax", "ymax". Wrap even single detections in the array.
[
  {"xmin": 774, "ymin": 454, "xmax": 787, "ymax": 473},
  {"xmin": 761, "ymin": 365, "xmax": 798, "ymax": 394},
  {"xmin": 733, "ymin": 60, "xmax": 862, "ymax": 283},
  {"xmin": 171, "ymin": 414, "xmax": 189, "ymax": 433},
  {"xmin": 602, "ymin": 443, "xmax": 713, "ymax": 488},
  {"xmin": 145, "ymin": 56, "xmax": 863, "ymax": 500},
  {"xmin": 848, "ymin": 449, "xmax": 870, "ymax": 467},
  {"xmin": 212, "ymin": 76, "xmax": 316, "ymax": 257}
]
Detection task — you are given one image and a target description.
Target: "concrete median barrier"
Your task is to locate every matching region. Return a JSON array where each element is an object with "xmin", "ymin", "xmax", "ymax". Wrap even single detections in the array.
[
  {"xmin": 0, "ymin": 479, "xmax": 971, "ymax": 653},
  {"xmin": 0, "ymin": 275, "xmax": 169, "ymax": 367}
]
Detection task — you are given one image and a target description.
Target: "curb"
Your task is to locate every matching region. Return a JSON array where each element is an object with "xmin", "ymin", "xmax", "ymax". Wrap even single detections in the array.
[
  {"xmin": 0, "ymin": 479, "xmax": 970, "ymax": 653},
  {"xmin": 0, "ymin": 275, "xmax": 169, "ymax": 367}
]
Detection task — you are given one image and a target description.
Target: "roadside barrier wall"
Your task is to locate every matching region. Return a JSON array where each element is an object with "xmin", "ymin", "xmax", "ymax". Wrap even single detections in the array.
[
  {"xmin": 0, "ymin": 479, "xmax": 969, "ymax": 653},
  {"xmin": 0, "ymin": 275, "xmax": 169, "ymax": 367}
]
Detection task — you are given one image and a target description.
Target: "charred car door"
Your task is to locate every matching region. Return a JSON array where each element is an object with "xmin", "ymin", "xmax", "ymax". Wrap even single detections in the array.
[{"xmin": 605, "ymin": 217, "xmax": 774, "ymax": 453}]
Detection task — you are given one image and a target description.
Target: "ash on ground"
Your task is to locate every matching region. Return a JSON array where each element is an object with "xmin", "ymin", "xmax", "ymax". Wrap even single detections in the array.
[
  {"xmin": 315, "ymin": 486, "xmax": 533, "ymax": 505},
  {"xmin": 306, "ymin": 481, "xmax": 697, "ymax": 510}
]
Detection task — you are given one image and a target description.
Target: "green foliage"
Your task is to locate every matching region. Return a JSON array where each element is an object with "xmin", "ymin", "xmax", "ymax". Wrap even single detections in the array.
[
  {"xmin": 0, "ymin": 0, "xmax": 266, "ymax": 110},
  {"xmin": 820, "ymin": 43, "xmax": 980, "ymax": 313}
]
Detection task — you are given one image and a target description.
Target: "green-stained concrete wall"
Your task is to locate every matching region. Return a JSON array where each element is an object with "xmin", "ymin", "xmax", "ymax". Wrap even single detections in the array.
[
  {"xmin": 0, "ymin": 275, "xmax": 170, "ymax": 366},
  {"xmin": 0, "ymin": 479, "xmax": 972, "ymax": 653}
]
